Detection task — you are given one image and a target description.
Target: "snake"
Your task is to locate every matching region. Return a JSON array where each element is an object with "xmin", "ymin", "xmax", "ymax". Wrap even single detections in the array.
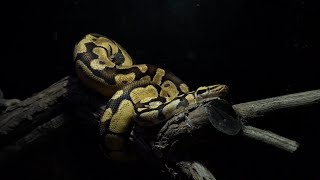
[{"xmin": 73, "ymin": 33, "xmax": 229, "ymax": 161}]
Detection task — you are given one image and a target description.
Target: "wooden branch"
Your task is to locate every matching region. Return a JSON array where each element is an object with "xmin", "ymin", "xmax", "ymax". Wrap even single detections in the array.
[
  {"xmin": 232, "ymin": 89, "xmax": 320, "ymax": 119},
  {"xmin": 0, "ymin": 88, "xmax": 21, "ymax": 111},
  {"xmin": 0, "ymin": 114, "xmax": 69, "ymax": 166},
  {"xmin": 176, "ymin": 161, "xmax": 216, "ymax": 180},
  {"xmin": 242, "ymin": 125, "xmax": 299, "ymax": 153},
  {"xmin": 140, "ymin": 99, "xmax": 301, "ymax": 161},
  {"xmin": 0, "ymin": 76, "xmax": 107, "ymax": 150},
  {"xmin": 0, "ymin": 76, "xmax": 318, "ymax": 179},
  {"xmin": 0, "ymin": 77, "xmax": 76, "ymax": 147}
]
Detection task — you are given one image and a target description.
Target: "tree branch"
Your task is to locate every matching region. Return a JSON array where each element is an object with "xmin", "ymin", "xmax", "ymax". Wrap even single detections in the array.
[
  {"xmin": 176, "ymin": 161, "xmax": 216, "ymax": 180},
  {"xmin": 241, "ymin": 125, "xmax": 299, "ymax": 153},
  {"xmin": 232, "ymin": 89, "xmax": 320, "ymax": 119},
  {"xmin": 0, "ymin": 76, "xmax": 318, "ymax": 179},
  {"xmin": 0, "ymin": 77, "xmax": 76, "ymax": 147}
]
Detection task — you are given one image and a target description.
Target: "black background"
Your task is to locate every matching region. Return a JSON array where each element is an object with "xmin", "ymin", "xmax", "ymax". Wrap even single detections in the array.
[{"xmin": 1, "ymin": 0, "xmax": 319, "ymax": 179}]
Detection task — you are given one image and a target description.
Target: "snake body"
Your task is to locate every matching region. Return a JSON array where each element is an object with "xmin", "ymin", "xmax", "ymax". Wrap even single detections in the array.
[{"xmin": 73, "ymin": 33, "xmax": 229, "ymax": 161}]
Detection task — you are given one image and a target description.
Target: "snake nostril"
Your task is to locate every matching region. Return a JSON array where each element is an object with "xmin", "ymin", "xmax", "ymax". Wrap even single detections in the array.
[{"xmin": 98, "ymin": 61, "xmax": 106, "ymax": 65}]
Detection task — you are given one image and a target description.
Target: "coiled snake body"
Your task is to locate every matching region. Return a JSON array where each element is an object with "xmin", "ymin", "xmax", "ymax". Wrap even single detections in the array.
[{"xmin": 73, "ymin": 33, "xmax": 229, "ymax": 161}]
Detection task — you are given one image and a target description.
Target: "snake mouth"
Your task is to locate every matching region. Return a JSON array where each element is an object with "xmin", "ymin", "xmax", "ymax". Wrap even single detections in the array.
[{"xmin": 217, "ymin": 84, "xmax": 229, "ymax": 97}]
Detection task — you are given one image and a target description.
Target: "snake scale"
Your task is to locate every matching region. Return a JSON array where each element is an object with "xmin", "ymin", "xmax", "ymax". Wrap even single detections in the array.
[{"xmin": 73, "ymin": 33, "xmax": 229, "ymax": 161}]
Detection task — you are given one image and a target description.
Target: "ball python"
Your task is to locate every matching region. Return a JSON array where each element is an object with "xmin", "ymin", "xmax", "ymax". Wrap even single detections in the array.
[{"xmin": 73, "ymin": 33, "xmax": 229, "ymax": 161}]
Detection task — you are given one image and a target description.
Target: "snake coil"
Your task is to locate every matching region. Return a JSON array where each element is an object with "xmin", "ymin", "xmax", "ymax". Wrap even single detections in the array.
[{"xmin": 74, "ymin": 33, "xmax": 229, "ymax": 161}]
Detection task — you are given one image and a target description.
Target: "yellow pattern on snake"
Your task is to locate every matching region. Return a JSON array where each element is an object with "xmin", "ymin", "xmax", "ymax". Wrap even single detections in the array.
[{"xmin": 73, "ymin": 33, "xmax": 229, "ymax": 161}]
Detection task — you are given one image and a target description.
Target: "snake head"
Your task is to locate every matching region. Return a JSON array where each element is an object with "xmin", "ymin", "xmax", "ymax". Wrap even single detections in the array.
[{"xmin": 195, "ymin": 84, "xmax": 229, "ymax": 102}]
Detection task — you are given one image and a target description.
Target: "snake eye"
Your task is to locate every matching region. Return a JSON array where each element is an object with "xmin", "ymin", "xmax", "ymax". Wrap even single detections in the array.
[
  {"xmin": 110, "ymin": 53, "xmax": 125, "ymax": 65},
  {"xmin": 164, "ymin": 83, "xmax": 170, "ymax": 87},
  {"xmin": 196, "ymin": 89, "xmax": 207, "ymax": 96}
]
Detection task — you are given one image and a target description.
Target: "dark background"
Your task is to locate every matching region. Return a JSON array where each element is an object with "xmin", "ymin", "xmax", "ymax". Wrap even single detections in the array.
[{"xmin": 1, "ymin": 0, "xmax": 319, "ymax": 179}]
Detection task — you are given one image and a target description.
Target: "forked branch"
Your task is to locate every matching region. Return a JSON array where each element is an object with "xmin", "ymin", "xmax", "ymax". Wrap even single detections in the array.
[{"xmin": 0, "ymin": 76, "xmax": 318, "ymax": 179}]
